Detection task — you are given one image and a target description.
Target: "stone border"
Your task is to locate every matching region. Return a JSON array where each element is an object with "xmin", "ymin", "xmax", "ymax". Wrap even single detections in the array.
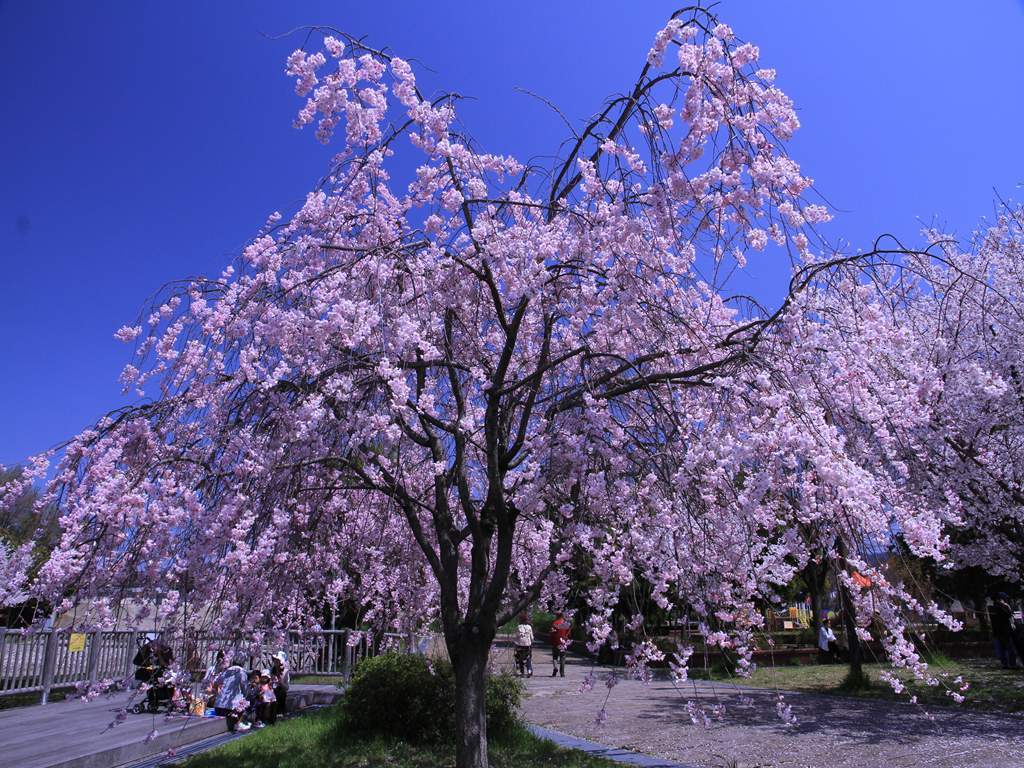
[{"xmin": 527, "ymin": 724, "xmax": 699, "ymax": 768}]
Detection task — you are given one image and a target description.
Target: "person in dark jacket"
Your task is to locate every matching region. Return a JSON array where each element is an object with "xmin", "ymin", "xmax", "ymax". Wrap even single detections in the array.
[
  {"xmin": 270, "ymin": 652, "xmax": 290, "ymax": 718},
  {"xmin": 132, "ymin": 633, "xmax": 174, "ymax": 711},
  {"xmin": 991, "ymin": 593, "xmax": 1019, "ymax": 669},
  {"xmin": 1013, "ymin": 603, "xmax": 1024, "ymax": 665}
]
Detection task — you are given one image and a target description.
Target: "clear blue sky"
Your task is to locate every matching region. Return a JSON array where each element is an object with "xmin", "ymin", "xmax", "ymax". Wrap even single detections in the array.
[{"xmin": 1, "ymin": 1, "xmax": 1022, "ymax": 465}]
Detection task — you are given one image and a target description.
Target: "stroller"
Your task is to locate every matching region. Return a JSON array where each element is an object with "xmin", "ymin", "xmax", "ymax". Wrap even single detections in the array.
[{"xmin": 132, "ymin": 634, "xmax": 179, "ymax": 714}]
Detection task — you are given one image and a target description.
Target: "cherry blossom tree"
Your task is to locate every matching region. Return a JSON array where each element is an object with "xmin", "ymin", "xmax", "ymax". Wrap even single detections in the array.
[
  {"xmin": 913, "ymin": 208, "xmax": 1024, "ymax": 586},
  {"xmin": 757, "ymin": 208, "xmax": 1024, "ymax": 680},
  {"xmin": 0, "ymin": 8, "xmax": 987, "ymax": 766},
  {"xmin": 830, "ymin": 207, "xmax": 1024, "ymax": 589},
  {"xmin": 0, "ymin": 461, "xmax": 53, "ymax": 612}
]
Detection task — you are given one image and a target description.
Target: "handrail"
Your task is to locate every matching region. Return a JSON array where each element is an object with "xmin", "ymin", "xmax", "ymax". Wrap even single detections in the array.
[{"xmin": 0, "ymin": 628, "xmax": 435, "ymax": 703}]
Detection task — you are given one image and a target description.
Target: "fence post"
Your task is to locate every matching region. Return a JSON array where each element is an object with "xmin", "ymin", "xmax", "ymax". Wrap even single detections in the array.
[
  {"xmin": 85, "ymin": 631, "xmax": 103, "ymax": 684},
  {"xmin": 39, "ymin": 631, "xmax": 59, "ymax": 705},
  {"xmin": 341, "ymin": 630, "xmax": 350, "ymax": 683},
  {"xmin": 123, "ymin": 631, "xmax": 140, "ymax": 685}
]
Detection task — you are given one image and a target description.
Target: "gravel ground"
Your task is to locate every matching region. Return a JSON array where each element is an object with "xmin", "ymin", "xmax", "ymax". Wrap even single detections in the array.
[{"xmin": 520, "ymin": 655, "xmax": 1024, "ymax": 768}]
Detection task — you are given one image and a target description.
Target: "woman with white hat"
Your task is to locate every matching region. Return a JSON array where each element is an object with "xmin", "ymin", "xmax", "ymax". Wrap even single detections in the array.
[{"xmin": 270, "ymin": 651, "xmax": 290, "ymax": 719}]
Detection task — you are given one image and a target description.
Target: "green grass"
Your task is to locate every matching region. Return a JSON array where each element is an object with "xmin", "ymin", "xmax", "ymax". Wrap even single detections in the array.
[
  {"xmin": 0, "ymin": 688, "xmax": 67, "ymax": 710},
  {"xmin": 704, "ymin": 656, "xmax": 1024, "ymax": 713},
  {"xmin": 182, "ymin": 705, "xmax": 618, "ymax": 768},
  {"xmin": 290, "ymin": 674, "xmax": 345, "ymax": 686}
]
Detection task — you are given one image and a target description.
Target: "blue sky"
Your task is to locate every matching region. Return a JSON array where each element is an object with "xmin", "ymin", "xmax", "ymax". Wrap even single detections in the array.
[{"xmin": 1, "ymin": 1, "xmax": 1022, "ymax": 465}]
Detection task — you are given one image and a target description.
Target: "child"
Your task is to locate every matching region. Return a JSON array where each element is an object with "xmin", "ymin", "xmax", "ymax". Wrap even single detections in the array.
[
  {"xmin": 513, "ymin": 613, "xmax": 534, "ymax": 677},
  {"xmin": 245, "ymin": 670, "xmax": 264, "ymax": 729},
  {"xmin": 259, "ymin": 671, "xmax": 278, "ymax": 726}
]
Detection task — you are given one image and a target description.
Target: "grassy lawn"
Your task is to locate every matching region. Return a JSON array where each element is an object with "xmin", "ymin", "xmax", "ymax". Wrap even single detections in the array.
[
  {"xmin": 707, "ymin": 656, "xmax": 1024, "ymax": 713},
  {"xmin": 0, "ymin": 688, "xmax": 67, "ymax": 710},
  {"xmin": 182, "ymin": 705, "xmax": 617, "ymax": 768},
  {"xmin": 290, "ymin": 674, "xmax": 346, "ymax": 686}
]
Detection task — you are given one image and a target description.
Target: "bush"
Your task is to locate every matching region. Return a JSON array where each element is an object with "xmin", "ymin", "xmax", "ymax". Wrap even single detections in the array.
[
  {"xmin": 340, "ymin": 652, "xmax": 523, "ymax": 743},
  {"xmin": 485, "ymin": 671, "xmax": 523, "ymax": 737},
  {"xmin": 531, "ymin": 611, "xmax": 556, "ymax": 636},
  {"xmin": 341, "ymin": 652, "xmax": 455, "ymax": 742}
]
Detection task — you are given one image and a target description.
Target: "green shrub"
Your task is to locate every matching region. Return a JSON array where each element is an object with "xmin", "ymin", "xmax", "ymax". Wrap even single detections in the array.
[
  {"xmin": 341, "ymin": 652, "xmax": 455, "ymax": 743},
  {"xmin": 340, "ymin": 652, "xmax": 523, "ymax": 744},
  {"xmin": 531, "ymin": 611, "xmax": 556, "ymax": 637},
  {"xmin": 485, "ymin": 672, "xmax": 524, "ymax": 737}
]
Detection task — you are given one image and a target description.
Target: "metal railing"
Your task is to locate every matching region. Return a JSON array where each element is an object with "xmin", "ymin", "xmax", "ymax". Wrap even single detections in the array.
[
  {"xmin": 0, "ymin": 628, "xmax": 433, "ymax": 704},
  {"xmin": 0, "ymin": 629, "xmax": 141, "ymax": 701}
]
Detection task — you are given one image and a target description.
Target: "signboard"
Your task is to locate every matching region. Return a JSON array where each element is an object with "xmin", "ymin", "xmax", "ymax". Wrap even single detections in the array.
[{"xmin": 68, "ymin": 633, "xmax": 87, "ymax": 653}]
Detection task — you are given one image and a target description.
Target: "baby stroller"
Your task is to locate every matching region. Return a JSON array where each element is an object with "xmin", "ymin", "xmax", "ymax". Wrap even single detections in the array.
[
  {"xmin": 132, "ymin": 633, "xmax": 177, "ymax": 714},
  {"xmin": 130, "ymin": 680, "xmax": 176, "ymax": 714}
]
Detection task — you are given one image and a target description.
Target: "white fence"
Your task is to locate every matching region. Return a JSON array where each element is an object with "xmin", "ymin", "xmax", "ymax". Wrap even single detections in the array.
[{"xmin": 0, "ymin": 628, "xmax": 432, "ymax": 703}]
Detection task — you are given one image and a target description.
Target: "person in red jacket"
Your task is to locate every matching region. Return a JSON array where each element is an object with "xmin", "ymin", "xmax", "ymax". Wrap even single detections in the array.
[{"xmin": 549, "ymin": 612, "xmax": 571, "ymax": 677}]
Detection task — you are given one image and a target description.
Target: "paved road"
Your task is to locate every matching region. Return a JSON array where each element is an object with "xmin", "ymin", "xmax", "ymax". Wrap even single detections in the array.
[
  {"xmin": 0, "ymin": 683, "xmax": 340, "ymax": 768},
  {"xmin": 521, "ymin": 656, "xmax": 1024, "ymax": 768},
  {"xmin": 0, "ymin": 689, "xmax": 221, "ymax": 768}
]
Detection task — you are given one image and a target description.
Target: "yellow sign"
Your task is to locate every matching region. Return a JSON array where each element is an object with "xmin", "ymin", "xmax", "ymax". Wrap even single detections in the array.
[{"xmin": 68, "ymin": 633, "xmax": 87, "ymax": 653}]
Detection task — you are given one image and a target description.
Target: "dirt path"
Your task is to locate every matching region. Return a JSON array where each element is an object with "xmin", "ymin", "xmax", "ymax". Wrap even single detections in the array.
[{"xmin": 520, "ymin": 655, "xmax": 1024, "ymax": 768}]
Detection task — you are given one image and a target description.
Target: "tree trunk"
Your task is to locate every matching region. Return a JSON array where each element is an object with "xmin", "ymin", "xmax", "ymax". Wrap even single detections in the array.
[
  {"xmin": 804, "ymin": 555, "xmax": 828, "ymax": 638},
  {"xmin": 974, "ymin": 587, "xmax": 990, "ymax": 638},
  {"xmin": 449, "ymin": 632, "xmax": 492, "ymax": 768},
  {"xmin": 809, "ymin": 585, "xmax": 823, "ymax": 638},
  {"xmin": 834, "ymin": 537, "xmax": 864, "ymax": 683},
  {"xmin": 839, "ymin": 580, "xmax": 864, "ymax": 679}
]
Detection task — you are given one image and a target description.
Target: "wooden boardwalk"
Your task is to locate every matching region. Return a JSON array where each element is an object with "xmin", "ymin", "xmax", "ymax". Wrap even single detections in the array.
[{"xmin": 0, "ymin": 684, "xmax": 341, "ymax": 768}]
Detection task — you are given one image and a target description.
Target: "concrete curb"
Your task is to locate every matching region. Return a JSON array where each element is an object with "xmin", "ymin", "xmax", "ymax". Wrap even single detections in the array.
[
  {"xmin": 52, "ymin": 716, "xmax": 228, "ymax": 768},
  {"xmin": 528, "ymin": 724, "xmax": 700, "ymax": 768},
  {"xmin": 78, "ymin": 685, "xmax": 338, "ymax": 768}
]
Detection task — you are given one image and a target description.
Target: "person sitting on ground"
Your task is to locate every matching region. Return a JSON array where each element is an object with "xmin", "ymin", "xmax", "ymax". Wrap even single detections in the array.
[
  {"xmin": 991, "ymin": 593, "xmax": 1020, "ymax": 670},
  {"xmin": 213, "ymin": 653, "xmax": 250, "ymax": 732},
  {"xmin": 818, "ymin": 617, "xmax": 842, "ymax": 663},
  {"xmin": 270, "ymin": 651, "xmax": 290, "ymax": 719},
  {"xmin": 203, "ymin": 648, "xmax": 226, "ymax": 704},
  {"xmin": 549, "ymin": 612, "xmax": 571, "ymax": 677},
  {"xmin": 513, "ymin": 613, "xmax": 534, "ymax": 677}
]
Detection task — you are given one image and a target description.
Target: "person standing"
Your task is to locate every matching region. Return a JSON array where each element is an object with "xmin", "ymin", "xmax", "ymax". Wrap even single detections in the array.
[
  {"xmin": 818, "ymin": 617, "xmax": 842, "ymax": 663},
  {"xmin": 513, "ymin": 614, "xmax": 534, "ymax": 677},
  {"xmin": 549, "ymin": 612, "xmax": 571, "ymax": 677},
  {"xmin": 991, "ymin": 593, "xmax": 1019, "ymax": 669}
]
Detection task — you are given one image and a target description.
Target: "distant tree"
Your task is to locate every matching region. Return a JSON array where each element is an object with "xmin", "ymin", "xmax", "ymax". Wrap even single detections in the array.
[{"xmin": 0, "ymin": 464, "xmax": 58, "ymax": 620}]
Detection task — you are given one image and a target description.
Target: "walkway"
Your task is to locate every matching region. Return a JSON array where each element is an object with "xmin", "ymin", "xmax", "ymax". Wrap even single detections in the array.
[
  {"xmin": 0, "ymin": 684, "xmax": 341, "ymax": 768},
  {"xmin": 529, "ymin": 724, "xmax": 697, "ymax": 767},
  {"xmin": 521, "ymin": 656, "xmax": 1024, "ymax": 768}
]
